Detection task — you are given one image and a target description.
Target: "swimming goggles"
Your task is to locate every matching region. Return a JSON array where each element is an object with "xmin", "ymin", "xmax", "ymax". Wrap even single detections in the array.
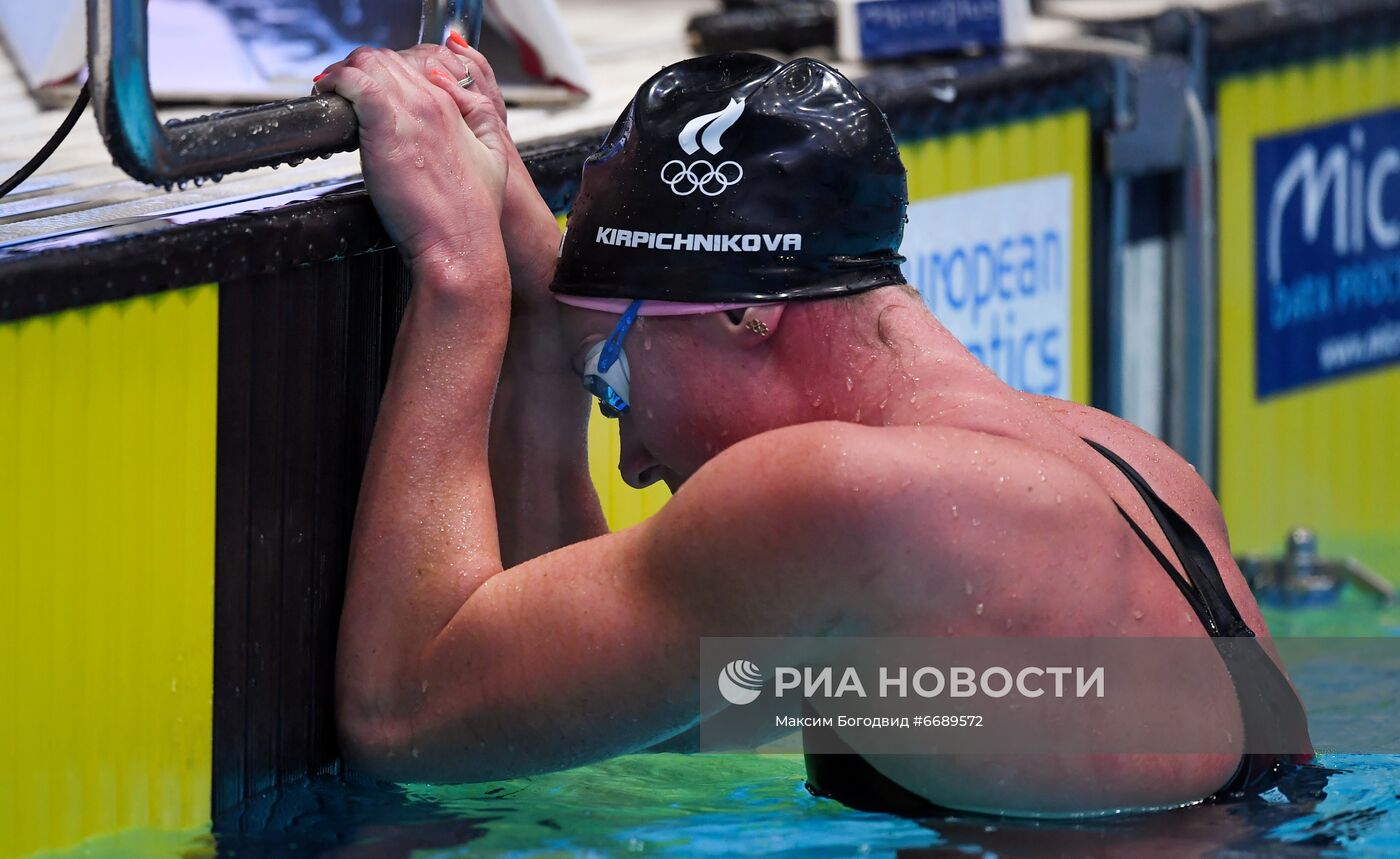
[{"xmin": 580, "ymin": 299, "xmax": 642, "ymax": 418}]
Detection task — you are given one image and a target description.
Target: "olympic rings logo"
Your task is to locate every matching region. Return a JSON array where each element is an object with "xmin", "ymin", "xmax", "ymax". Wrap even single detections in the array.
[{"xmin": 660, "ymin": 159, "xmax": 744, "ymax": 197}]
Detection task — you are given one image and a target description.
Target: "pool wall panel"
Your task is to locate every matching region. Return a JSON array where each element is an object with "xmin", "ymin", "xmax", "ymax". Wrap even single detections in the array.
[
  {"xmin": 1215, "ymin": 43, "xmax": 1400, "ymax": 583},
  {"xmin": 0, "ymin": 286, "xmax": 218, "ymax": 859},
  {"xmin": 211, "ymin": 253, "xmax": 410, "ymax": 812}
]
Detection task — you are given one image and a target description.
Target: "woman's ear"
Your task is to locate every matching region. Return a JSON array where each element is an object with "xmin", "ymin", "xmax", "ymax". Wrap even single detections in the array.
[{"xmin": 720, "ymin": 305, "xmax": 785, "ymax": 347}]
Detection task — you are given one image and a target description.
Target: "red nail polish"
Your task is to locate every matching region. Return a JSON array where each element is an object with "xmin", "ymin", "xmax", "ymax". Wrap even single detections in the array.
[
  {"xmin": 313, "ymin": 72, "xmax": 327, "ymax": 82},
  {"xmin": 448, "ymin": 32, "xmax": 469, "ymax": 49}
]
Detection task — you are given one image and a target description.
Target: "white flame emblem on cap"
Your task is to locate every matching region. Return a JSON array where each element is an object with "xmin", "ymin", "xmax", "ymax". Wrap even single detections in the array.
[
  {"xmin": 662, "ymin": 98, "xmax": 746, "ymax": 197},
  {"xmin": 678, "ymin": 98, "xmax": 745, "ymax": 155}
]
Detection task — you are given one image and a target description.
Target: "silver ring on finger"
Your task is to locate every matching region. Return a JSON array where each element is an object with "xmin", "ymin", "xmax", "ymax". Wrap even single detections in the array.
[{"xmin": 457, "ymin": 66, "xmax": 475, "ymax": 88}]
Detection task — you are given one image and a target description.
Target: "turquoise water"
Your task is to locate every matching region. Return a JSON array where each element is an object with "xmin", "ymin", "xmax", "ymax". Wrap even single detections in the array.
[{"xmin": 54, "ymin": 601, "xmax": 1400, "ymax": 858}]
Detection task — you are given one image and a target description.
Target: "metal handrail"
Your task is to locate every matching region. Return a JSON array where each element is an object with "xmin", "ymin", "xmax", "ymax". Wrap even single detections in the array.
[{"xmin": 87, "ymin": 0, "xmax": 482, "ymax": 188}]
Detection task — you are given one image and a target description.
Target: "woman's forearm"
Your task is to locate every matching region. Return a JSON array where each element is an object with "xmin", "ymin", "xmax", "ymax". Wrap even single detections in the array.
[
  {"xmin": 490, "ymin": 313, "xmax": 609, "ymax": 565},
  {"xmin": 340, "ymin": 245, "xmax": 513, "ymax": 717},
  {"xmin": 488, "ymin": 202, "xmax": 609, "ymax": 566}
]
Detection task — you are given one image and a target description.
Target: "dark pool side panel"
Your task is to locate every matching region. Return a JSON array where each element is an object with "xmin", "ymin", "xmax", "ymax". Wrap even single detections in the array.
[
  {"xmin": 198, "ymin": 140, "xmax": 589, "ymax": 812},
  {"xmin": 212, "ymin": 253, "xmax": 412, "ymax": 812}
]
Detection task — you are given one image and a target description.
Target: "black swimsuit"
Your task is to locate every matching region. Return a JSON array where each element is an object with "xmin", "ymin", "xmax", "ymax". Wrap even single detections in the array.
[{"xmin": 804, "ymin": 438, "xmax": 1313, "ymax": 817}]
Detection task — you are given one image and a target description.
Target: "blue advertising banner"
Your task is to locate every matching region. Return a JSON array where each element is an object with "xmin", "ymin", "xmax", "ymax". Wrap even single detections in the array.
[{"xmin": 1255, "ymin": 106, "xmax": 1400, "ymax": 398}]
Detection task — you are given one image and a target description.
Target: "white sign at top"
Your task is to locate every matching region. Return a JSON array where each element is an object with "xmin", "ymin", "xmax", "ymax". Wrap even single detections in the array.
[{"xmin": 900, "ymin": 175, "xmax": 1074, "ymax": 399}]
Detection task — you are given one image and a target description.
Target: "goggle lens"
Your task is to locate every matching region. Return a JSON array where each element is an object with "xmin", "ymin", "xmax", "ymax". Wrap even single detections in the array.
[
  {"xmin": 581, "ymin": 340, "xmax": 630, "ymax": 418},
  {"xmin": 577, "ymin": 300, "xmax": 641, "ymax": 419}
]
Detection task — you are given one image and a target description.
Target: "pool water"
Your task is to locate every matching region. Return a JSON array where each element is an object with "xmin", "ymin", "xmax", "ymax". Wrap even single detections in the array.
[{"xmin": 49, "ymin": 601, "xmax": 1400, "ymax": 859}]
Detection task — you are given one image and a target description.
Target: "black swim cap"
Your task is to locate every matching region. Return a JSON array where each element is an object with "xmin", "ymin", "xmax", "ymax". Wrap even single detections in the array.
[{"xmin": 551, "ymin": 52, "xmax": 909, "ymax": 303}]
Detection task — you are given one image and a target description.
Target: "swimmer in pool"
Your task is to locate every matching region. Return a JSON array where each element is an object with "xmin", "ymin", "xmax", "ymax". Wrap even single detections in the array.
[{"xmin": 317, "ymin": 44, "xmax": 1313, "ymax": 816}]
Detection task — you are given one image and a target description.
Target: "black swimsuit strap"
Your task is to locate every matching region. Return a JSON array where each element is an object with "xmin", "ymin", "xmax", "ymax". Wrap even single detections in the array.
[
  {"xmin": 1082, "ymin": 438, "xmax": 1253, "ymax": 638},
  {"xmin": 1081, "ymin": 437, "xmax": 1311, "ymax": 793}
]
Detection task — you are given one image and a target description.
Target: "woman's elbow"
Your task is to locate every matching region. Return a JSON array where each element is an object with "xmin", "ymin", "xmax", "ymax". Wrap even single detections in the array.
[{"xmin": 335, "ymin": 674, "xmax": 424, "ymax": 781}]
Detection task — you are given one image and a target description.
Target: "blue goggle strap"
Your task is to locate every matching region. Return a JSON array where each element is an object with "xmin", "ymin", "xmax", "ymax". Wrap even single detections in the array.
[{"xmin": 598, "ymin": 299, "xmax": 643, "ymax": 373}]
